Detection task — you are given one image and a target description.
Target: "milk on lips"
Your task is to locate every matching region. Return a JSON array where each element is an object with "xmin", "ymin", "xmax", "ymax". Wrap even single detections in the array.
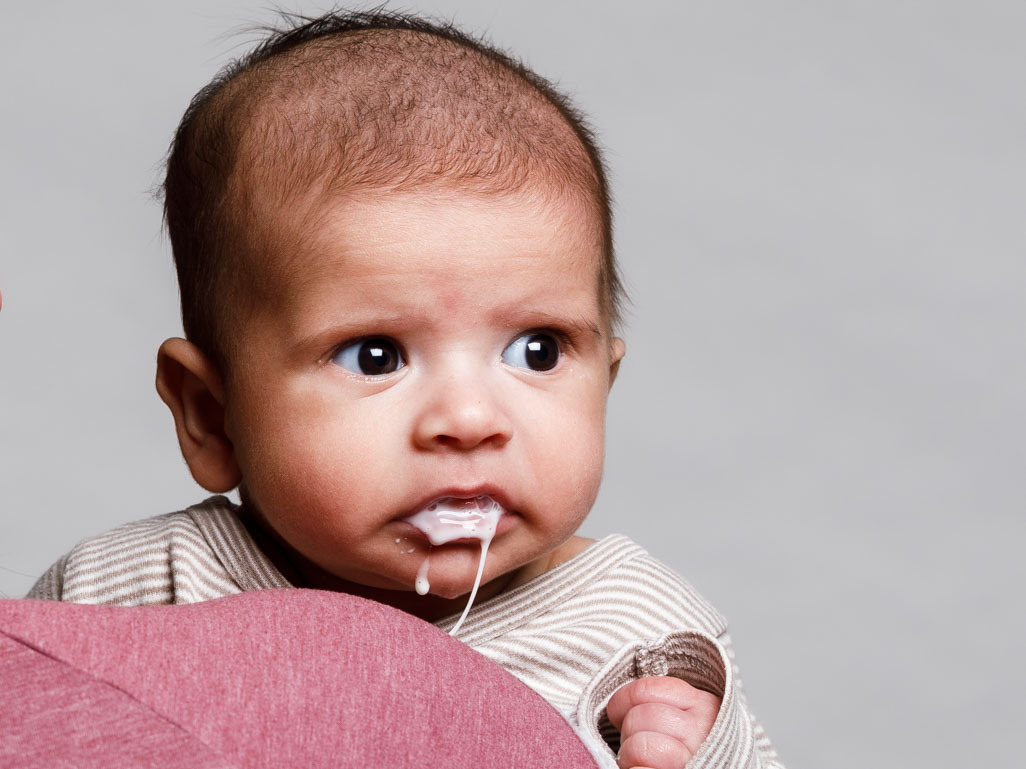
[{"xmin": 402, "ymin": 495, "xmax": 504, "ymax": 636}]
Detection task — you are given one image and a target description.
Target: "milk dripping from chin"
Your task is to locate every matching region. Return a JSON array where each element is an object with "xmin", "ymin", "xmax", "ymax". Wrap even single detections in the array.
[{"xmin": 402, "ymin": 496, "xmax": 503, "ymax": 635}]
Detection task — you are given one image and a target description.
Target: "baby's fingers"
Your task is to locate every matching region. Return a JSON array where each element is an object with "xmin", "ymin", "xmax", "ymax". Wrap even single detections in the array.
[
  {"xmin": 622, "ymin": 702, "xmax": 709, "ymax": 764},
  {"xmin": 617, "ymin": 730, "xmax": 687, "ymax": 769},
  {"xmin": 607, "ymin": 677, "xmax": 721, "ymax": 763},
  {"xmin": 607, "ymin": 676, "xmax": 713, "ymax": 728}
]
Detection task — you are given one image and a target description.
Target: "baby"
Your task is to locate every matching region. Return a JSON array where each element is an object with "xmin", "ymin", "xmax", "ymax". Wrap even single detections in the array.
[{"xmin": 28, "ymin": 11, "xmax": 782, "ymax": 769}]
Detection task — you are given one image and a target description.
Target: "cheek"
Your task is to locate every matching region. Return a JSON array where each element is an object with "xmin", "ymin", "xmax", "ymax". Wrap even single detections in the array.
[
  {"xmin": 229, "ymin": 388, "xmax": 387, "ymax": 510},
  {"xmin": 527, "ymin": 384, "xmax": 608, "ymax": 504}
]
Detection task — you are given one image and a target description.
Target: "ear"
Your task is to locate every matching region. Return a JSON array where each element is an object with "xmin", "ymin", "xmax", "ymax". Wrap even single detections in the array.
[
  {"xmin": 608, "ymin": 336, "xmax": 626, "ymax": 388},
  {"xmin": 155, "ymin": 338, "xmax": 241, "ymax": 493}
]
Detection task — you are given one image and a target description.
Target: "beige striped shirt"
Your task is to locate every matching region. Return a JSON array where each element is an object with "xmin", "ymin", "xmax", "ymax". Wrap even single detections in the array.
[{"xmin": 28, "ymin": 496, "xmax": 783, "ymax": 769}]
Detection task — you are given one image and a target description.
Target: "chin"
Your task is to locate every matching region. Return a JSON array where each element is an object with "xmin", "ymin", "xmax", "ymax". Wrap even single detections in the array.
[{"xmin": 427, "ymin": 584, "xmax": 473, "ymax": 601}]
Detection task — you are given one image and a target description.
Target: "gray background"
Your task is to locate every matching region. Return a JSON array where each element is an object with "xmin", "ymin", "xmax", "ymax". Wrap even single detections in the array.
[{"xmin": 2, "ymin": 2, "xmax": 1023, "ymax": 767}]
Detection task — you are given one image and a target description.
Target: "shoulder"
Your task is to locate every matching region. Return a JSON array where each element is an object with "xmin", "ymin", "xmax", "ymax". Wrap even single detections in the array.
[
  {"xmin": 576, "ymin": 535, "xmax": 729, "ymax": 637},
  {"xmin": 26, "ymin": 497, "xmax": 244, "ymax": 606}
]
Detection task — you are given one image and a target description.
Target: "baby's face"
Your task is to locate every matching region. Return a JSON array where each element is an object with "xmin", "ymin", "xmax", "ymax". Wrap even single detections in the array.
[{"xmin": 221, "ymin": 189, "xmax": 622, "ymax": 613}]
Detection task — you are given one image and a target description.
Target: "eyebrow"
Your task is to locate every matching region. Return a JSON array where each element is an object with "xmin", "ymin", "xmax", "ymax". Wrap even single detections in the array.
[
  {"xmin": 501, "ymin": 310, "xmax": 603, "ymax": 340},
  {"xmin": 289, "ymin": 314, "xmax": 407, "ymax": 354}
]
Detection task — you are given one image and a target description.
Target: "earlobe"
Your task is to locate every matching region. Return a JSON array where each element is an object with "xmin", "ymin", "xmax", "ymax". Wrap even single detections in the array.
[
  {"xmin": 608, "ymin": 337, "xmax": 626, "ymax": 388},
  {"xmin": 155, "ymin": 338, "xmax": 241, "ymax": 493}
]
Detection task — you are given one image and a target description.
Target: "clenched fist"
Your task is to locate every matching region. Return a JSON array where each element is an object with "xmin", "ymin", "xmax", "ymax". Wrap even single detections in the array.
[{"xmin": 607, "ymin": 675, "xmax": 720, "ymax": 769}]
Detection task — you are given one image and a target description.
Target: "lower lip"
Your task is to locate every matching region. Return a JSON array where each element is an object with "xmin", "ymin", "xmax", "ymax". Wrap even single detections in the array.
[{"xmin": 396, "ymin": 510, "xmax": 516, "ymax": 543}]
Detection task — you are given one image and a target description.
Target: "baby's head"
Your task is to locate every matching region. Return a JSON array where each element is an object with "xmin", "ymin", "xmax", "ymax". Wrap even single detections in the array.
[{"xmin": 156, "ymin": 11, "xmax": 626, "ymax": 617}]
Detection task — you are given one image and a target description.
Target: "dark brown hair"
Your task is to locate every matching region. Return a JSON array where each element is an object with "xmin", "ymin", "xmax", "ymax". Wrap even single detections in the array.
[{"xmin": 163, "ymin": 9, "xmax": 623, "ymax": 369}]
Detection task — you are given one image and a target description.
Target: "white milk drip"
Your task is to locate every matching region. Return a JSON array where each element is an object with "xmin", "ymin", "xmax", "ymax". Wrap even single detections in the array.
[{"xmin": 402, "ymin": 495, "xmax": 503, "ymax": 636}]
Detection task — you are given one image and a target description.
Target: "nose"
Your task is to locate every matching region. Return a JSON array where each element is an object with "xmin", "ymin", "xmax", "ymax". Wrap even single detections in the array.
[{"xmin": 412, "ymin": 369, "xmax": 513, "ymax": 451}]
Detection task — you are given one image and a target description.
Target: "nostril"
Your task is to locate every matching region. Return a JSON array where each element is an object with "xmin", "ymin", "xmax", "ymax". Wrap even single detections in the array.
[{"xmin": 434, "ymin": 432, "xmax": 507, "ymax": 450}]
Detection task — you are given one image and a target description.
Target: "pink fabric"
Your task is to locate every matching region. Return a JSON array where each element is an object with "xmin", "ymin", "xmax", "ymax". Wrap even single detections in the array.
[{"xmin": 0, "ymin": 590, "xmax": 598, "ymax": 768}]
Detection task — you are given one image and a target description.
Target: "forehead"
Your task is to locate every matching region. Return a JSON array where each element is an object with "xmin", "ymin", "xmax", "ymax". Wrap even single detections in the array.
[{"xmin": 256, "ymin": 189, "xmax": 605, "ymax": 317}]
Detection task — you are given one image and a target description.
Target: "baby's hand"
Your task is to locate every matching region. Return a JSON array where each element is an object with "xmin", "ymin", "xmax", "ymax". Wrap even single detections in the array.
[{"xmin": 606, "ymin": 676, "xmax": 720, "ymax": 769}]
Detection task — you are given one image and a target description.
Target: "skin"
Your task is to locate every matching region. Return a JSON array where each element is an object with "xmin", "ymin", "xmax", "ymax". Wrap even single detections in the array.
[
  {"xmin": 607, "ymin": 677, "xmax": 721, "ymax": 769},
  {"xmin": 156, "ymin": 186, "xmax": 718, "ymax": 766}
]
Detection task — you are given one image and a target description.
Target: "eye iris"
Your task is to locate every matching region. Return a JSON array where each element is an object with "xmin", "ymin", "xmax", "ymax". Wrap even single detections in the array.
[
  {"xmin": 524, "ymin": 334, "xmax": 558, "ymax": 371},
  {"xmin": 358, "ymin": 339, "xmax": 399, "ymax": 374}
]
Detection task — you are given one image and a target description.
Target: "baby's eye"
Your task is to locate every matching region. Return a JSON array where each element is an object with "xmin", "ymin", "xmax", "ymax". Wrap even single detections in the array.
[
  {"xmin": 501, "ymin": 332, "xmax": 561, "ymax": 372},
  {"xmin": 332, "ymin": 337, "xmax": 405, "ymax": 376}
]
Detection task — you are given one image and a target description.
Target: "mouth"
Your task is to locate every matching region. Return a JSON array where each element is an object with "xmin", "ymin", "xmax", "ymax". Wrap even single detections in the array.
[{"xmin": 401, "ymin": 494, "xmax": 507, "ymax": 546}]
